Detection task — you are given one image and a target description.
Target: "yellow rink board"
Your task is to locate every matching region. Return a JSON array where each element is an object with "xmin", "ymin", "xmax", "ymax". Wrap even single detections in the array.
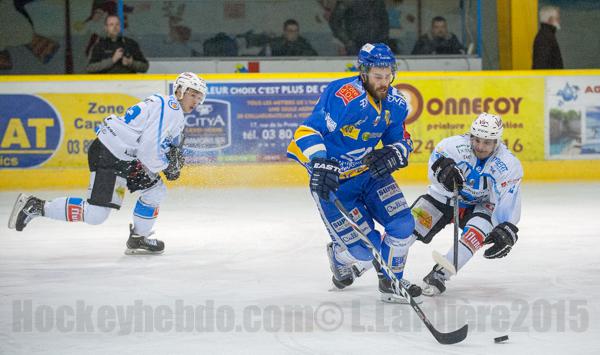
[
  {"xmin": 1, "ymin": 70, "xmax": 600, "ymax": 190},
  {"xmin": 1, "ymin": 160, "xmax": 600, "ymax": 191}
]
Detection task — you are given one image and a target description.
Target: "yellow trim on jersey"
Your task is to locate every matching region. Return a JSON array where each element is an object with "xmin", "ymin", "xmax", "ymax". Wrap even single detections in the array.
[
  {"xmin": 367, "ymin": 93, "xmax": 382, "ymax": 114},
  {"xmin": 294, "ymin": 125, "xmax": 321, "ymax": 142},
  {"xmin": 287, "ymin": 140, "xmax": 310, "ymax": 163}
]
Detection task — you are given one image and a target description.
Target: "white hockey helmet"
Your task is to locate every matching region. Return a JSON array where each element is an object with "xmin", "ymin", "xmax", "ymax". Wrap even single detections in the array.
[
  {"xmin": 173, "ymin": 72, "xmax": 207, "ymax": 103},
  {"xmin": 470, "ymin": 112, "xmax": 503, "ymax": 140}
]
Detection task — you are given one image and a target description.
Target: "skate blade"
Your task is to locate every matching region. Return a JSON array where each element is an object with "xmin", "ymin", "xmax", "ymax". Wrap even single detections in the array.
[
  {"xmin": 328, "ymin": 285, "xmax": 345, "ymax": 292},
  {"xmin": 380, "ymin": 292, "xmax": 423, "ymax": 304},
  {"xmin": 124, "ymin": 248, "xmax": 164, "ymax": 255},
  {"xmin": 8, "ymin": 193, "xmax": 30, "ymax": 230},
  {"xmin": 421, "ymin": 284, "xmax": 442, "ymax": 297}
]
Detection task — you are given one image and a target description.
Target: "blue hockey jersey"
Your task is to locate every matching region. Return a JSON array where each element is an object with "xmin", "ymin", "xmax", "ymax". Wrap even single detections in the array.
[{"xmin": 287, "ymin": 76, "xmax": 413, "ymax": 179}]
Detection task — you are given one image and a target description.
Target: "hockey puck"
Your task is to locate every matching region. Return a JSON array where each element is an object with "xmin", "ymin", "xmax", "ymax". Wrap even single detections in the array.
[{"xmin": 494, "ymin": 335, "xmax": 509, "ymax": 343}]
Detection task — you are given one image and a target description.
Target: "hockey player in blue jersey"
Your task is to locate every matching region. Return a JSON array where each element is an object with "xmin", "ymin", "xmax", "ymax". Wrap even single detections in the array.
[
  {"xmin": 413, "ymin": 113, "xmax": 523, "ymax": 296},
  {"xmin": 287, "ymin": 43, "xmax": 422, "ymax": 303},
  {"xmin": 8, "ymin": 72, "xmax": 207, "ymax": 255}
]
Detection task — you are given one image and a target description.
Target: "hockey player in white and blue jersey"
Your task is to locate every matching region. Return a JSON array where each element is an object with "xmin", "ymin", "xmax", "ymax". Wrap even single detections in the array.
[
  {"xmin": 8, "ymin": 72, "xmax": 207, "ymax": 255},
  {"xmin": 287, "ymin": 43, "xmax": 422, "ymax": 303},
  {"xmin": 414, "ymin": 112, "xmax": 523, "ymax": 296}
]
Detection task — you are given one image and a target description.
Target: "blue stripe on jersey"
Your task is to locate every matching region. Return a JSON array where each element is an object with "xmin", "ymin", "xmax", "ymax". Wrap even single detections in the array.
[{"xmin": 154, "ymin": 95, "xmax": 165, "ymax": 156}]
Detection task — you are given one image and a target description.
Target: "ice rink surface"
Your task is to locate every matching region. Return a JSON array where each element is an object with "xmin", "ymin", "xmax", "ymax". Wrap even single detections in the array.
[{"xmin": 1, "ymin": 183, "xmax": 599, "ymax": 354}]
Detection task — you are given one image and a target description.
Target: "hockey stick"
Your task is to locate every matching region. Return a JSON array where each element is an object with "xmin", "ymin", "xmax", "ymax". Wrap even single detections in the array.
[
  {"xmin": 453, "ymin": 183, "xmax": 459, "ymax": 272},
  {"xmin": 431, "ymin": 185, "xmax": 460, "ymax": 276},
  {"xmin": 330, "ymin": 194, "xmax": 468, "ymax": 345}
]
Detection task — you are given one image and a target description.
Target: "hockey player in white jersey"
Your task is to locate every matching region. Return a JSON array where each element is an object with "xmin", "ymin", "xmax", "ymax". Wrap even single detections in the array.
[
  {"xmin": 412, "ymin": 113, "xmax": 523, "ymax": 296},
  {"xmin": 8, "ymin": 72, "xmax": 207, "ymax": 254}
]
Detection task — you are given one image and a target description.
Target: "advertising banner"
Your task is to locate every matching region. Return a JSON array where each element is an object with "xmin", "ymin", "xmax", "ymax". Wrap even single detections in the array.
[
  {"xmin": 2, "ymin": 72, "xmax": 599, "ymax": 189},
  {"xmin": 1, "ymin": 80, "xmax": 162, "ymax": 169},
  {"xmin": 546, "ymin": 76, "xmax": 600, "ymax": 159},
  {"xmin": 177, "ymin": 81, "xmax": 328, "ymax": 163},
  {"xmin": 0, "ymin": 75, "xmax": 547, "ymax": 170}
]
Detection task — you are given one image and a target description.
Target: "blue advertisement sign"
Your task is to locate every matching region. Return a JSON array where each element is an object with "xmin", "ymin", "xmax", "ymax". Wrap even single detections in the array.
[
  {"xmin": 0, "ymin": 95, "xmax": 62, "ymax": 169},
  {"xmin": 171, "ymin": 81, "xmax": 328, "ymax": 163}
]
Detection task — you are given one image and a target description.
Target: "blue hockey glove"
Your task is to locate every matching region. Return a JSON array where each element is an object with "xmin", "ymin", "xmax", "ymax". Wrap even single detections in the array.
[
  {"xmin": 363, "ymin": 144, "xmax": 408, "ymax": 179},
  {"xmin": 309, "ymin": 158, "xmax": 341, "ymax": 201},
  {"xmin": 484, "ymin": 222, "xmax": 519, "ymax": 259}
]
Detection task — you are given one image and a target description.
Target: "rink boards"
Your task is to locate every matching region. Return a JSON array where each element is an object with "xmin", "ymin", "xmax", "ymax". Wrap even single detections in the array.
[{"xmin": 1, "ymin": 70, "xmax": 600, "ymax": 189}]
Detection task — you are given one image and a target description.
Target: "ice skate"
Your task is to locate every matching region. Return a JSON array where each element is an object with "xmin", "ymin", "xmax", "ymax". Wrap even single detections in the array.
[
  {"xmin": 8, "ymin": 193, "xmax": 45, "ymax": 231},
  {"xmin": 379, "ymin": 275, "xmax": 423, "ymax": 304},
  {"xmin": 422, "ymin": 264, "xmax": 448, "ymax": 296},
  {"xmin": 327, "ymin": 242, "xmax": 356, "ymax": 290},
  {"xmin": 125, "ymin": 224, "xmax": 164, "ymax": 255}
]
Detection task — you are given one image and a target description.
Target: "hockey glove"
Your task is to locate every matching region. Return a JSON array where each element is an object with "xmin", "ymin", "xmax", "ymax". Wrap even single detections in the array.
[
  {"xmin": 484, "ymin": 222, "xmax": 519, "ymax": 259},
  {"xmin": 127, "ymin": 160, "xmax": 160, "ymax": 192},
  {"xmin": 309, "ymin": 158, "xmax": 341, "ymax": 201},
  {"xmin": 363, "ymin": 144, "xmax": 408, "ymax": 179},
  {"xmin": 163, "ymin": 146, "xmax": 185, "ymax": 181},
  {"xmin": 431, "ymin": 156, "xmax": 465, "ymax": 192}
]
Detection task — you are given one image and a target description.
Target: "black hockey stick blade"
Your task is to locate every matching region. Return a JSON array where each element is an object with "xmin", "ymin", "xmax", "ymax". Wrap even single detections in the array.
[
  {"xmin": 430, "ymin": 323, "xmax": 469, "ymax": 345},
  {"xmin": 331, "ymin": 194, "xmax": 469, "ymax": 344}
]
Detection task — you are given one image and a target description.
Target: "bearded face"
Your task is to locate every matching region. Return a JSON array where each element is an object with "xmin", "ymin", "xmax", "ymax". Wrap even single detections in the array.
[{"xmin": 362, "ymin": 66, "xmax": 394, "ymax": 101}]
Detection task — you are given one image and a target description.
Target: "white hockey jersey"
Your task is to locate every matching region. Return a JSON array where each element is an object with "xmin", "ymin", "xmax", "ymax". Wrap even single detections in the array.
[
  {"xmin": 428, "ymin": 134, "xmax": 523, "ymax": 226},
  {"xmin": 96, "ymin": 94, "xmax": 185, "ymax": 174}
]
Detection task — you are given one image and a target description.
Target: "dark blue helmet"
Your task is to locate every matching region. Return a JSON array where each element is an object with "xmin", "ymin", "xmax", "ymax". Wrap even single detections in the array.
[{"xmin": 357, "ymin": 43, "xmax": 396, "ymax": 71}]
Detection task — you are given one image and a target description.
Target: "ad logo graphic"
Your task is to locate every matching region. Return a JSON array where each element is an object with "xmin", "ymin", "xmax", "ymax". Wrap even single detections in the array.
[
  {"xmin": 394, "ymin": 83, "xmax": 423, "ymax": 125},
  {"xmin": 0, "ymin": 95, "xmax": 62, "ymax": 168},
  {"xmin": 184, "ymin": 99, "xmax": 232, "ymax": 151},
  {"xmin": 556, "ymin": 82, "xmax": 580, "ymax": 106}
]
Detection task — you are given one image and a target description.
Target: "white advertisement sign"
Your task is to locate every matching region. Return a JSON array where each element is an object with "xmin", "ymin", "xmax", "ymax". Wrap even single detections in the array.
[{"xmin": 546, "ymin": 76, "xmax": 600, "ymax": 159}]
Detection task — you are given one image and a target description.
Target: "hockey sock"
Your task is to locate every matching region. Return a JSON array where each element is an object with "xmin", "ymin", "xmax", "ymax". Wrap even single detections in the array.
[{"xmin": 132, "ymin": 198, "xmax": 159, "ymax": 237}]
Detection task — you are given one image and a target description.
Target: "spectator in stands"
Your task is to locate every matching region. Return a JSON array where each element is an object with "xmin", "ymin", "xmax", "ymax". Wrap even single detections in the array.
[
  {"xmin": 264, "ymin": 19, "xmax": 317, "ymax": 56},
  {"xmin": 329, "ymin": 0, "xmax": 391, "ymax": 55},
  {"xmin": 532, "ymin": 5, "xmax": 563, "ymax": 69},
  {"xmin": 87, "ymin": 15, "xmax": 148, "ymax": 73},
  {"xmin": 411, "ymin": 16, "xmax": 465, "ymax": 55}
]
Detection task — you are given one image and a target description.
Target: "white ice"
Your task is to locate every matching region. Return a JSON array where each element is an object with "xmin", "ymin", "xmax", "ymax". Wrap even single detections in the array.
[{"xmin": 1, "ymin": 183, "xmax": 599, "ymax": 354}]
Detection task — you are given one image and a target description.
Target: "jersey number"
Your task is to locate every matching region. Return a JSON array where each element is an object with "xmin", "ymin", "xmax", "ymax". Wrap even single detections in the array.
[{"xmin": 124, "ymin": 105, "xmax": 141, "ymax": 124}]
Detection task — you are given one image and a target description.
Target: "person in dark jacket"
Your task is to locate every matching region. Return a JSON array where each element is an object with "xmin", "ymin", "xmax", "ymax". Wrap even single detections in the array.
[
  {"xmin": 87, "ymin": 15, "xmax": 148, "ymax": 73},
  {"xmin": 411, "ymin": 16, "xmax": 465, "ymax": 55},
  {"xmin": 532, "ymin": 5, "xmax": 563, "ymax": 69},
  {"xmin": 267, "ymin": 19, "xmax": 317, "ymax": 56},
  {"xmin": 329, "ymin": 0, "xmax": 390, "ymax": 55}
]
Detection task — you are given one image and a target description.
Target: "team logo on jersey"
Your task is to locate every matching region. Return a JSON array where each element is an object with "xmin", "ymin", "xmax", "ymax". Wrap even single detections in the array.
[
  {"xmin": 325, "ymin": 112, "xmax": 337, "ymax": 132},
  {"xmin": 340, "ymin": 125, "xmax": 360, "ymax": 140},
  {"xmin": 335, "ymin": 83, "xmax": 361, "ymax": 105},
  {"xmin": 377, "ymin": 183, "xmax": 401, "ymax": 201},
  {"xmin": 168, "ymin": 99, "xmax": 180, "ymax": 110},
  {"xmin": 0, "ymin": 95, "xmax": 62, "ymax": 169},
  {"xmin": 361, "ymin": 132, "xmax": 382, "ymax": 141}
]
